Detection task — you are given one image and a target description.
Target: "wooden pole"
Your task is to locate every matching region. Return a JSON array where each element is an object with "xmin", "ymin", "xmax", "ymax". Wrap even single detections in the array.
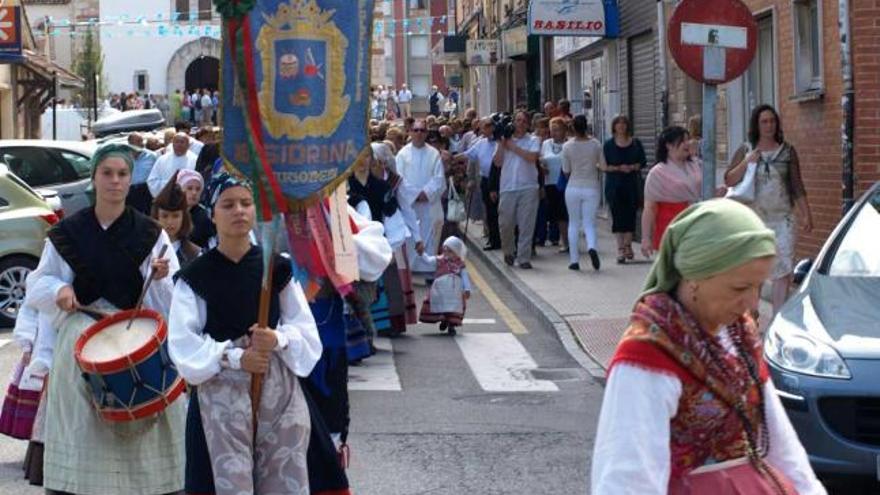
[{"xmin": 251, "ymin": 252, "xmax": 275, "ymax": 442}]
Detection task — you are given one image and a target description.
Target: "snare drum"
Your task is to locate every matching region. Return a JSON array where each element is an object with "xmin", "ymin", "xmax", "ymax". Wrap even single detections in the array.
[{"xmin": 74, "ymin": 309, "xmax": 186, "ymax": 422}]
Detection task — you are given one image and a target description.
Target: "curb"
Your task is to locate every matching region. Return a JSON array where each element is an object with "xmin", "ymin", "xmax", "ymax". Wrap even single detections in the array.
[{"xmin": 463, "ymin": 233, "xmax": 608, "ymax": 385}]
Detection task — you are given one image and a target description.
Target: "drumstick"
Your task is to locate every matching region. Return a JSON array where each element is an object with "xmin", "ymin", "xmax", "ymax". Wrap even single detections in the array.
[
  {"xmin": 126, "ymin": 244, "xmax": 169, "ymax": 330},
  {"xmin": 78, "ymin": 307, "xmax": 111, "ymax": 321}
]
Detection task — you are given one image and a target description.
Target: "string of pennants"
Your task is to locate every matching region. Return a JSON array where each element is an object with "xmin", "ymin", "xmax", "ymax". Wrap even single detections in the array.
[{"xmin": 32, "ymin": 14, "xmax": 452, "ymax": 39}]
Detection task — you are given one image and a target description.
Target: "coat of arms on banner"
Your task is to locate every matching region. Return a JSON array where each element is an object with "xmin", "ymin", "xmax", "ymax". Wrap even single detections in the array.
[
  {"xmin": 257, "ymin": 0, "xmax": 349, "ymax": 139},
  {"xmin": 221, "ymin": 0, "xmax": 374, "ymax": 204}
]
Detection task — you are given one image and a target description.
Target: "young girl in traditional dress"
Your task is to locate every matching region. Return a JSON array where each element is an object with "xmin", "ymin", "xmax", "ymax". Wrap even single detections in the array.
[
  {"xmin": 177, "ymin": 168, "xmax": 216, "ymax": 248},
  {"xmin": 152, "ymin": 173, "xmax": 201, "ymax": 267},
  {"xmin": 418, "ymin": 236, "xmax": 472, "ymax": 336},
  {"xmin": 25, "ymin": 143, "xmax": 185, "ymax": 494},
  {"xmin": 168, "ymin": 173, "xmax": 323, "ymax": 495}
]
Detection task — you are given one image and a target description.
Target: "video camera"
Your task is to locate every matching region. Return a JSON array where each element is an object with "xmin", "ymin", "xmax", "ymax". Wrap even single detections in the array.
[{"xmin": 490, "ymin": 112, "xmax": 515, "ymax": 141}]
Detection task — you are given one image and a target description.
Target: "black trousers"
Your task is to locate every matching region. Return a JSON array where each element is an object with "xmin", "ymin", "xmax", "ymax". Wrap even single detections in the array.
[{"xmin": 481, "ymin": 176, "xmax": 501, "ymax": 248}]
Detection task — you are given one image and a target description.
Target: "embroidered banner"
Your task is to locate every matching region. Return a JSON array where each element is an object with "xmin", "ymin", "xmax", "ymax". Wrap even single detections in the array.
[{"xmin": 220, "ymin": 0, "xmax": 374, "ymax": 206}]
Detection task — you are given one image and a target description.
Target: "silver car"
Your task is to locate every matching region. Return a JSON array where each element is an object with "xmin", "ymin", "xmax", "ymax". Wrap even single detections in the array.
[
  {"xmin": 0, "ymin": 140, "xmax": 97, "ymax": 215},
  {"xmin": 765, "ymin": 181, "xmax": 880, "ymax": 480}
]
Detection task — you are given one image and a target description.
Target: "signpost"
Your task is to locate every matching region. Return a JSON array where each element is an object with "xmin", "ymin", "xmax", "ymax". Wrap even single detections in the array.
[
  {"xmin": 0, "ymin": 6, "xmax": 23, "ymax": 63},
  {"xmin": 466, "ymin": 39, "xmax": 499, "ymax": 66},
  {"xmin": 528, "ymin": 0, "xmax": 620, "ymax": 38},
  {"xmin": 668, "ymin": 0, "xmax": 757, "ymax": 199}
]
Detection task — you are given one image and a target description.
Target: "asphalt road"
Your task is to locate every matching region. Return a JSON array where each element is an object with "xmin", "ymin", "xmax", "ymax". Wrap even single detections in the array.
[
  {"xmin": 0, "ymin": 256, "xmax": 875, "ymax": 494},
  {"xmin": 0, "ymin": 256, "xmax": 602, "ymax": 494}
]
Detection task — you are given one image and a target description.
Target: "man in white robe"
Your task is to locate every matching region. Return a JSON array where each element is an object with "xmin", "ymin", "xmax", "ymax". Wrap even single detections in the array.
[
  {"xmin": 148, "ymin": 133, "xmax": 198, "ymax": 197},
  {"xmin": 396, "ymin": 120, "xmax": 446, "ymax": 273}
]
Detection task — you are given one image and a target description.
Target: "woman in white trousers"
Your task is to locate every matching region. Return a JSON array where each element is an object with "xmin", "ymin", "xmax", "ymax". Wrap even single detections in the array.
[{"xmin": 562, "ymin": 115, "xmax": 606, "ymax": 271}]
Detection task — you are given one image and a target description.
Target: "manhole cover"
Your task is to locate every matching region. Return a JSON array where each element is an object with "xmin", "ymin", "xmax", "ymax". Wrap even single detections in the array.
[{"xmin": 528, "ymin": 368, "xmax": 587, "ymax": 382}]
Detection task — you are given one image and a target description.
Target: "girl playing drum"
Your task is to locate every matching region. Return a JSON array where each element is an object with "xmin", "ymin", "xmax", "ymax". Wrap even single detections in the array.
[{"xmin": 25, "ymin": 143, "xmax": 185, "ymax": 495}]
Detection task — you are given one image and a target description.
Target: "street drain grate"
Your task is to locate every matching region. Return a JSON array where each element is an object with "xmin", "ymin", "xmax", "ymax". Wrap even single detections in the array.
[{"xmin": 528, "ymin": 368, "xmax": 587, "ymax": 382}]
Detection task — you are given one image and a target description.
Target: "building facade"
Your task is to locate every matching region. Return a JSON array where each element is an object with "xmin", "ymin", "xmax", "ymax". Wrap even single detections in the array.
[{"xmin": 99, "ymin": 0, "xmax": 221, "ymax": 97}]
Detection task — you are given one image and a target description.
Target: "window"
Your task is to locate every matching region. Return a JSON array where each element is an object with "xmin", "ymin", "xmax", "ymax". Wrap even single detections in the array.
[
  {"xmin": 198, "ymin": 0, "xmax": 212, "ymax": 21},
  {"xmin": 411, "ymin": 75, "xmax": 430, "ymax": 97},
  {"xmin": 174, "ymin": 0, "xmax": 189, "ymax": 21},
  {"xmin": 58, "ymin": 151, "xmax": 91, "ymax": 179},
  {"xmin": 409, "ymin": 35, "xmax": 429, "ymax": 58},
  {"xmin": 743, "ymin": 14, "xmax": 775, "ymax": 135},
  {"xmin": 408, "ymin": 0, "xmax": 426, "ymax": 10},
  {"xmin": 828, "ymin": 189, "xmax": 880, "ymax": 277},
  {"xmin": 793, "ymin": 0, "xmax": 822, "ymax": 94},
  {"xmin": 134, "ymin": 71, "xmax": 149, "ymax": 93},
  {"xmin": 0, "ymin": 148, "xmax": 70, "ymax": 188}
]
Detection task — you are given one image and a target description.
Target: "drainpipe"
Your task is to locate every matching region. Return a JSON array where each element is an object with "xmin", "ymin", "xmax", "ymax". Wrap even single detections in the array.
[
  {"xmin": 838, "ymin": 0, "xmax": 855, "ymax": 214},
  {"xmin": 657, "ymin": 0, "xmax": 669, "ymax": 128}
]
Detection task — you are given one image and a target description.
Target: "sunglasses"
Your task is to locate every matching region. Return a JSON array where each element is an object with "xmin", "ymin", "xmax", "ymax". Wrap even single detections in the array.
[{"xmin": 412, "ymin": 128, "xmax": 427, "ymax": 133}]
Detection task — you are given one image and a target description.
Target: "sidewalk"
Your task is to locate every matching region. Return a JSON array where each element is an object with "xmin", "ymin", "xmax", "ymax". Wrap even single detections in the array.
[{"xmin": 463, "ymin": 215, "xmax": 773, "ymax": 382}]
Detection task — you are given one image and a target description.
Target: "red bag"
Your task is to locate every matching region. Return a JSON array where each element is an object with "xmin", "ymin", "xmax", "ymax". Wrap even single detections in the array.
[{"xmin": 0, "ymin": 356, "xmax": 41, "ymax": 440}]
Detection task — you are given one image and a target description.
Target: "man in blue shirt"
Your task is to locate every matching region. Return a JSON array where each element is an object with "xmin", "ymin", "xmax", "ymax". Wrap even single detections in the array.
[
  {"xmin": 126, "ymin": 132, "xmax": 158, "ymax": 214},
  {"xmin": 458, "ymin": 118, "xmax": 499, "ymax": 250}
]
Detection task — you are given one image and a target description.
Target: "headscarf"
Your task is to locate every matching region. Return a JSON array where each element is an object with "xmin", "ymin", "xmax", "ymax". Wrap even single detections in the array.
[
  {"xmin": 90, "ymin": 143, "xmax": 136, "ymax": 179},
  {"xmin": 205, "ymin": 172, "xmax": 252, "ymax": 218},
  {"xmin": 443, "ymin": 236, "xmax": 467, "ymax": 261},
  {"xmin": 176, "ymin": 168, "xmax": 204, "ymax": 189},
  {"xmin": 641, "ymin": 199, "xmax": 776, "ymax": 298}
]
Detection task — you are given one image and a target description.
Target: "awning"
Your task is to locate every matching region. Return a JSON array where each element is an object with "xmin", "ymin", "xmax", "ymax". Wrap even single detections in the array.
[{"xmin": 21, "ymin": 49, "xmax": 84, "ymax": 89}]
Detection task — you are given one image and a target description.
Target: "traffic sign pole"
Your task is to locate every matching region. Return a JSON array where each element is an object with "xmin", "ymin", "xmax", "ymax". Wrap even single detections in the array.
[
  {"xmin": 701, "ymin": 84, "xmax": 717, "ymax": 200},
  {"xmin": 667, "ymin": 0, "xmax": 758, "ymax": 201}
]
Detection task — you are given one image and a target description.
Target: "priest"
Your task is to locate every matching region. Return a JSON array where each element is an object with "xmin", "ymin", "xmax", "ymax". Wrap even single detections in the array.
[{"xmin": 395, "ymin": 119, "xmax": 446, "ymax": 273}]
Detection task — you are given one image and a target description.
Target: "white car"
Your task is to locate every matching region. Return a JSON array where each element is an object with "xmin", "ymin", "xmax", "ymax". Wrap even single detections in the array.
[{"xmin": 0, "ymin": 140, "xmax": 97, "ymax": 214}]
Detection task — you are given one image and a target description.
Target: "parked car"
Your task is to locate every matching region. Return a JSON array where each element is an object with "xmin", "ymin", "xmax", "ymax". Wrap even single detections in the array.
[
  {"xmin": 764, "ymin": 181, "xmax": 880, "ymax": 478},
  {"xmin": 0, "ymin": 164, "xmax": 61, "ymax": 327},
  {"xmin": 91, "ymin": 109, "xmax": 165, "ymax": 138},
  {"xmin": 0, "ymin": 139, "xmax": 96, "ymax": 215}
]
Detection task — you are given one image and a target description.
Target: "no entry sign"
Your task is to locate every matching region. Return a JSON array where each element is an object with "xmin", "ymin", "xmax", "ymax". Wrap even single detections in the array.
[{"xmin": 667, "ymin": 0, "xmax": 757, "ymax": 84}]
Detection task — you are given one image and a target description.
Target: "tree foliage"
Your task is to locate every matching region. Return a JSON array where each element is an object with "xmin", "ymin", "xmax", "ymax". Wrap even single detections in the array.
[{"xmin": 72, "ymin": 26, "xmax": 104, "ymax": 107}]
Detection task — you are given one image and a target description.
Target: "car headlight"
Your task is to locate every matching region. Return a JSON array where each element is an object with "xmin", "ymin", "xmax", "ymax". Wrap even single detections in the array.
[{"xmin": 765, "ymin": 316, "xmax": 851, "ymax": 379}]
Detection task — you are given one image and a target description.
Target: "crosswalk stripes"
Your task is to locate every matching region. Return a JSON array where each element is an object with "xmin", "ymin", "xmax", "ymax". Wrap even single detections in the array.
[
  {"xmin": 348, "ymin": 338, "xmax": 402, "ymax": 392},
  {"xmin": 455, "ymin": 333, "xmax": 559, "ymax": 392},
  {"xmin": 349, "ymin": 333, "xmax": 558, "ymax": 393}
]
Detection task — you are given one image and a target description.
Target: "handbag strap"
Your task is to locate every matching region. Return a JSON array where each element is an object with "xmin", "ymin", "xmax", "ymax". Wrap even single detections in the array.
[{"xmin": 448, "ymin": 176, "xmax": 459, "ymax": 201}]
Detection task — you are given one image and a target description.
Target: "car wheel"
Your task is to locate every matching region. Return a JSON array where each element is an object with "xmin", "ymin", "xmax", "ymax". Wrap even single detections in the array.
[{"xmin": 0, "ymin": 256, "xmax": 38, "ymax": 328}]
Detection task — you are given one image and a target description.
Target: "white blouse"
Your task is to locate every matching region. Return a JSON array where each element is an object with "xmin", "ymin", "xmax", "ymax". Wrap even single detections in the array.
[
  {"xmin": 348, "ymin": 206, "xmax": 394, "ymax": 283},
  {"xmin": 24, "ymin": 231, "xmax": 179, "ymax": 374},
  {"xmin": 168, "ymin": 277, "xmax": 323, "ymax": 386},
  {"xmin": 591, "ymin": 361, "xmax": 827, "ymax": 495}
]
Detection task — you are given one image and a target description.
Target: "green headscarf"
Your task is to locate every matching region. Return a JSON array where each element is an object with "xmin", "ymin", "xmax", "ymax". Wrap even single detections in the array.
[
  {"xmin": 641, "ymin": 199, "xmax": 777, "ymax": 298},
  {"xmin": 86, "ymin": 143, "xmax": 137, "ymax": 204},
  {"xmin": 90, "ymin": 143, "xmax": 136, "ymax": 179}
]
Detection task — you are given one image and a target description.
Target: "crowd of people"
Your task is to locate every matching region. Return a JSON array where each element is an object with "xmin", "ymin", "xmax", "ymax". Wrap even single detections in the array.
[
  {"xmin": 107, "ymin": 88, "xmax": 220, "ymax": 129},
  {"xmin": 1, "ymin": 85, "xmax": 821, "ymax": 493},
  {"xmin": 370, "ymin": 84, "xmax": 460, "ymax": 121}
]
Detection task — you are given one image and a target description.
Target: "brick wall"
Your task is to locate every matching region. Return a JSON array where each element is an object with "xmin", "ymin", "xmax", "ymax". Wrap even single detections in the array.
[
  {"xmin": 739, "ymin": 0, "xmax": 865, "ymax": 257},
  {"xmin": 853, "ymin": 0, "xmax": 880, "ymax": 192}
]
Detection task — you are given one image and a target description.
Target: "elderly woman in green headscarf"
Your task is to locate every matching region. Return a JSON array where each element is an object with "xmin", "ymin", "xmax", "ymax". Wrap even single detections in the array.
[
  {"xmin": 591, "ymin": 199, "xmax": 825, "ymax": 495},
  {"xmin": 25, "ymin": 143, "xmax": 185, "ymax": 494}
]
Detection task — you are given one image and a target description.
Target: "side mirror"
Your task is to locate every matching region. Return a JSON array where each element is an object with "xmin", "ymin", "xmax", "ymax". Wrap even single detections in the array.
[{"xmin": 792, "ymin": 258, "xmax": 814, "ymax": 285}]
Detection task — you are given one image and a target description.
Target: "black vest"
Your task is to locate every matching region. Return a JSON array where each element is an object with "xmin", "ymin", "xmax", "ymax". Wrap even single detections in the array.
[
  {"xmin": 47, "ymin": 207, "xmax": 161, "ymax": 310},
  {"xmin": 176, "ymin": 246, "xmax": 292, "ymax": 340}
]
